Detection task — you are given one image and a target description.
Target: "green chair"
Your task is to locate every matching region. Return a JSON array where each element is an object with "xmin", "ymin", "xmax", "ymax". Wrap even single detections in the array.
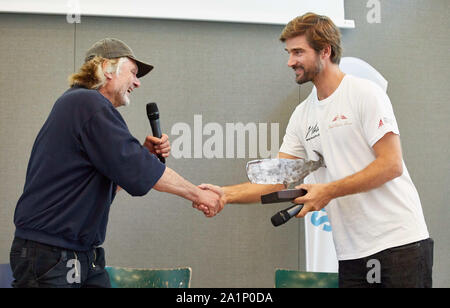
[
  {"xmin": 106, "ymin": 266, "xmax": 191, "ymax": 288},
  {"xmin": 275, "ymin": 269, "xmax": 338, "ymax": 288}
]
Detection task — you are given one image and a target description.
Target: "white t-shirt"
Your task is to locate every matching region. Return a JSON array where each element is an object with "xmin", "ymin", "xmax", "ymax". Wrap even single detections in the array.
[{"xmin": 280, "ymin": 75, "xmax": 429, "ymax": 260}]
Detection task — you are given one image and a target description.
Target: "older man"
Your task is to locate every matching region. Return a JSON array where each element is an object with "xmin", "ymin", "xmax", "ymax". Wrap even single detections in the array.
[{"xmin": 10, "ymin": 38, "xmax": 221, "ymax": 288}]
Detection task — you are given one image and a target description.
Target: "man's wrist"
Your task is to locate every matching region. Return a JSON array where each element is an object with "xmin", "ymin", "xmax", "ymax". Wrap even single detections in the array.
[
  {"xmin": 325, "ymin": 181, "xmax": 340, "ymax": 200},
  {"xmin": 222, "ymin": 186, "xmax": 231, "ymax": 205},
  {"xmin": 191, "ymin": 186, "xmax": 204, "ymax": 204}
]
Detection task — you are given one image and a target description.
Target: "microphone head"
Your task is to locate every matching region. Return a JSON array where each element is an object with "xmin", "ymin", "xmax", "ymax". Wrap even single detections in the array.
[
  {"xmin": 146, "ymin": 102, "xmax": 159, "ymax": 120},
  {"xmin": 271, "ymin": 211, "xmax": 289, "ymax": 227}
]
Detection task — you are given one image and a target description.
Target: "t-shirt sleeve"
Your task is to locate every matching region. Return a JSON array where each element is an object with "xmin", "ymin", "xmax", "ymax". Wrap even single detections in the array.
[
  {"xmin": 80, "ymin": 106, "xmax": 166, "ymax": 196},
  {"xmin": 358, "ymin": 84, "xmax": 400, "ymax": 147},
  {"xmin": 279, "ymin": 107, "xmax": 307, "ymax": 159}
]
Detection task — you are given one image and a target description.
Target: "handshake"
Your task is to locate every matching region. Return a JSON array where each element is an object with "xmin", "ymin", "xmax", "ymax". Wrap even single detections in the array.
[
  {"xmin": 145, "ymin": 133, "xmax": 328, "ymax": 221},
  {"xmin": 145, "ymin": 134, "xmax": 226, "ymax": 218},
  {"xmin": 192, "ymin": 184, "xmax": 226, "ymax": 218}
]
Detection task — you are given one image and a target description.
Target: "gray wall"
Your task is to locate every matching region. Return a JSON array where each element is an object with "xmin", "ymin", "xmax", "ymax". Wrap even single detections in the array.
[{"xmin": 0, "ymin": 0, "xmax": 448, "ymax": 287}]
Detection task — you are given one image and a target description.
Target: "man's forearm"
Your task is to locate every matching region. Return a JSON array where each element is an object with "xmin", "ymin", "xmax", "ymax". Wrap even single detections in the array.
[
  {"xmin": 219, "ymin": 151, "xmax": 298, "ymax": 204},
  {"xmin": 153, "ymin": 167, "xmax": 202, "ymax": 203},
  {"xmin": 294, "ymin": 133, "xmax": 404, "ymax": 217},
  {"xmin": 223, "ymin": 182, "xmax": 285, "ymax": 204},
  {"xmin": 326, "ymin": 156, "xmax": 403, "ymax": 200}
]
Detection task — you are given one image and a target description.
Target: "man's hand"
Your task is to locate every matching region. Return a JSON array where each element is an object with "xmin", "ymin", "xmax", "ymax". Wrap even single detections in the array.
[
  {"xmin": 143, "ymin": 133, "xmax": 171, "ymax": 158},
  {"xmin": 193, "ymin": 184, "xmax": 226, "ymax": 217},
  {"xmin": 293, "ymin": 183, "xmax": 332, "ymax": 218},
  {"xmin": 194, "ymin": 186, "xmax": 224, "ymax": 218},
  {"xmin": 291, "ymin": 133, "xmax": 404, "ymax": 218}
]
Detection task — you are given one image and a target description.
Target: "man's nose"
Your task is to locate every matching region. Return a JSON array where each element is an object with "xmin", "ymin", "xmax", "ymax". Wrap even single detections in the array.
[
  {"xmin": 287, "ymin": 54, "xmax": 296, "ymax": 68},
  {"xmin": 134, "ymin": 76, "xmax": 141, "ymax": 88}
]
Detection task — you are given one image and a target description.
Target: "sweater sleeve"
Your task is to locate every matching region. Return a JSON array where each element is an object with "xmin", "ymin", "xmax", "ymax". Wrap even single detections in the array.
[{"xmin": 79, "ymin": 105, "xmax": 166, "ymax": 196}]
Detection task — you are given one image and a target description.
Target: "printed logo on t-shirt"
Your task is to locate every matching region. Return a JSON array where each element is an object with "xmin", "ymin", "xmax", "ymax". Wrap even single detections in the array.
[
  {"xmin": 329, "ymin": 114, "xmax": 352, "ymax": 129},
  {"xmin": 378, "ymin": 117, "xmax": 393, "ymax": 129},
  {"xmin": 305, "ymin": 123, "xmax": 320, "ymax": 141}
]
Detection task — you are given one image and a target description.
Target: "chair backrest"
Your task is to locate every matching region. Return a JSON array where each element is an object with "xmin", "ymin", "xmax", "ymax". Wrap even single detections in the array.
[
  {"xmin": 275, "ymin": 269, "xmax": 338, "ymax": 288},
  {"xmin": 0, "ymin": 264, "xmax": 13, "ymax": 288},
  {"xmin": 106, "ymin": 266, "xmax": 191, "ymax": 288}
]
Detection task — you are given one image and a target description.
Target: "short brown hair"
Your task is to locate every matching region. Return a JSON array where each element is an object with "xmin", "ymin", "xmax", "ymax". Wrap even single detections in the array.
[{"xmin": 280, "ymin": 12, "xmax": 342, "ymax": 64}]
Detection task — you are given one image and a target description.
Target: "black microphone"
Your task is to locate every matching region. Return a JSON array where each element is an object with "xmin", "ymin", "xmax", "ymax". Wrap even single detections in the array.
[
  {"xmin": 146, "ymin": 102, "xmax": 165, "ymax": 164},
  {"xmin": 271, "ymin": 203, "xmax": 304, "ymax": 227}
]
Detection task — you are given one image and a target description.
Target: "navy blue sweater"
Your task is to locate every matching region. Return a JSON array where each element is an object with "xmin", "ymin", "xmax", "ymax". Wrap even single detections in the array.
[{"xmin": 14, "ymin": 86, "xmax": 166, "ymax": 251}]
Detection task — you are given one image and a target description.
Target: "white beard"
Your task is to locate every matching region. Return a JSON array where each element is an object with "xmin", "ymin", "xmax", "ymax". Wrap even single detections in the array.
[{"xmin": 123, "ymin": 93, "xmax": 130, "ymax": 107}]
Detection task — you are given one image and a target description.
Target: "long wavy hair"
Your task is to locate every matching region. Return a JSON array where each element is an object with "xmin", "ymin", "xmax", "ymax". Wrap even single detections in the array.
[{"xmin": 68, "ymin": 56, "xmax": 128, "ymax": 89}]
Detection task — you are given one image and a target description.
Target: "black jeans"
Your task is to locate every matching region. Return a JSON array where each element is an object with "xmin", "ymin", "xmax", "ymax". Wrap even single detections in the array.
[
  {"xmin": 338, "ymin": 238, "xmax": 434, "ymax": 288},
  {"xmin": 9, "ymin": 237, "xmax": 111, "ymax": 288}
]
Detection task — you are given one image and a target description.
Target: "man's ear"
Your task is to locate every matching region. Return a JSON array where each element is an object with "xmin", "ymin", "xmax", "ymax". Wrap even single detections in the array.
[
  {"xmin": 321, "ymin": 45, "xmax": 332, "ymax": 60},
  {"xmin": 102, "ymin": 60, "xmax": 113, "ymax": 80}
]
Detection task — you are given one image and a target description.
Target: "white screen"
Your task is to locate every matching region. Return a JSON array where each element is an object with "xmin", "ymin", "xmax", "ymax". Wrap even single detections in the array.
[{"xmin": 0, "ymin": 0, "xmax": 354, "ymax": 28}]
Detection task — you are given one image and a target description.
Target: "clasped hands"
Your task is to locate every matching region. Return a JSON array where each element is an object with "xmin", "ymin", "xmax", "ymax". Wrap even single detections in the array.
[
  {"xmin": 193, "ymin": 184, "xmax": 226, "ymax": 218},
  {"xmin": 143, "ymin": 134, "xmax": 225, "ymax": 217}
]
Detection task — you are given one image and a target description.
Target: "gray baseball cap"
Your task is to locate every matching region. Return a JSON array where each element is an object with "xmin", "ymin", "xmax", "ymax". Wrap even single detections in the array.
[{"xmin": 84, "ymin": 38, "xmax": 153, "ymax": 78}]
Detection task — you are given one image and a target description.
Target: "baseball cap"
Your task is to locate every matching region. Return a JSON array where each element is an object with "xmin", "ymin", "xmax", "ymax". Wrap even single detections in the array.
[{"xmin": 84, "ymin": 38, "xmax": 153, "ymax": 78}]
